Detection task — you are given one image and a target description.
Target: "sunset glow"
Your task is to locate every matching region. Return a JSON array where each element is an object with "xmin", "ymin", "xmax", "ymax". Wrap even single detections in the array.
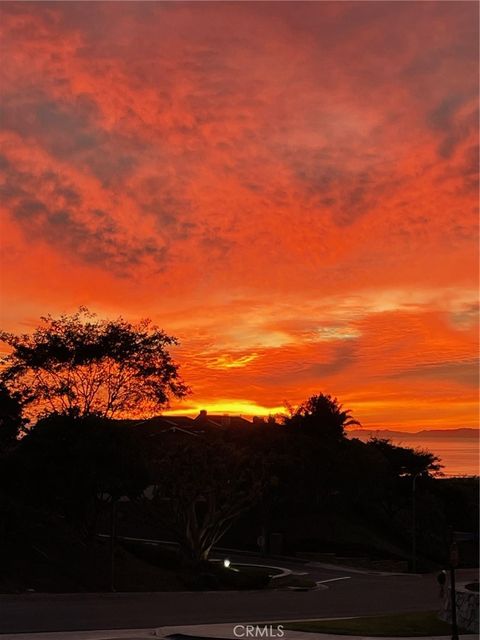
[{"xmin": 0, "ymin": 2, "xmax": 478, "ymax": 431}]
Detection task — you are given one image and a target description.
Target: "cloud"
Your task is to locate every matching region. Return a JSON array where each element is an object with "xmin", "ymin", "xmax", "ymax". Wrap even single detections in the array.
[
  {"xmin": 0, "ymin": 1, "xmax": 477, "ymax": 430},
  {"xmin": 0, "ymin": 147, "xmax": 167, "ymax": 274},
  {"xmin": 0, "ymin": 90, "xmax": 149, "ymax": 185},
  {"xmin": 427, "ymin": 93, "xmax": 478, "ymax": 159},
  {"xmin": 389, "ymin": 360, "xmax": 479, "ymax": 387},
  {"xmin": 305, "ymin": 343, "xmax": 358, "ymax": 378}
]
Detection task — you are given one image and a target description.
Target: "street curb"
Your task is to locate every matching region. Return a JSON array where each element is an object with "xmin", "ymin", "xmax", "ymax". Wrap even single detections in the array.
[{"xmin": 306, "ymin": 562, "xmax": 423, "ymax": 577}]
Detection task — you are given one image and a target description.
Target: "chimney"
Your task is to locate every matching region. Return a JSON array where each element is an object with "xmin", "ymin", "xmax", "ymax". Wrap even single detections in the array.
[{"xmin": 198, "ymin": 409, "xmax": 208, "ymax": 420}]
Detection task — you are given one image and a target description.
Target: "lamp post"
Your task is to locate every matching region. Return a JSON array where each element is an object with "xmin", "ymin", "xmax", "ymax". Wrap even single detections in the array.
[{"xmin": 411, "ymin": 472, "xmax": 421, "ymax": 573}]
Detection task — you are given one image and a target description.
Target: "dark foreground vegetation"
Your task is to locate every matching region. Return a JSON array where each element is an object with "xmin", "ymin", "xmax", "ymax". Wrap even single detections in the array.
[{"xmin": 0, "ymin": 310, "xmax": 478, "ymax": 592}]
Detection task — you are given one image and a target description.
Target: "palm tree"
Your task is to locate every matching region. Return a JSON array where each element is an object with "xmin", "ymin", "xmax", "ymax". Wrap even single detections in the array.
[{"xmin": 284, "ymin": 393, "xmax": 360, "ymax": 441}]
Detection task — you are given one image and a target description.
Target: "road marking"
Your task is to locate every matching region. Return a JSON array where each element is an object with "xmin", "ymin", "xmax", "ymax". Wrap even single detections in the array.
[
  {"xmin": 316, "ymin": 576, "xmax": 352, "ymax": 584},
  {"xmin": 291, "ymin": 571, "xmax": 309, "ymax": 576}
]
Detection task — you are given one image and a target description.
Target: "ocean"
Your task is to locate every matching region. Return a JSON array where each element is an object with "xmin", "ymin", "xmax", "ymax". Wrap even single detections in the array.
[{"xmin": 348, "ymin": 431, "xmax": 479, "ymax": 477}]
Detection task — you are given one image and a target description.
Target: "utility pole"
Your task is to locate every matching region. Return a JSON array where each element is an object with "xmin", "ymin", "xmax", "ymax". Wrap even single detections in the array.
[{"xmin": 449, "ymin": 536, "xmax": 459, "ymax": 640}]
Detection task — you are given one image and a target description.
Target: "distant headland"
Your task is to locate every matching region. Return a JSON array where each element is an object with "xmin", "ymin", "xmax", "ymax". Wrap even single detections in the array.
[{"xmin": 347, "ymin": 427, "xmax": 478, "ymax": 440}]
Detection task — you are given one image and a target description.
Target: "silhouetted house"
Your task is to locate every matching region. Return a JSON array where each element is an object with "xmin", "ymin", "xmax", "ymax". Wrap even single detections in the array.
[
  {"xmin": 136, "ymin": 416, "xmax": 193, "ymax": 429},
  {"xmin": 194, "ymin": 409, "xmax": 251, "ymax": 428},
  {"xmin": 126, "ymin": 411, "xmax": 253, "ymax": 441},
  {"xmin": 129, "ymin": 415, "xmax": 201, "ymax": 440}
]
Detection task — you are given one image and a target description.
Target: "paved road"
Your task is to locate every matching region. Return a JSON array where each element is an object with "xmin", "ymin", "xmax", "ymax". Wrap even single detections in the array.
[{"xmin": 0, "ymin": 562, "xmax": 444, "ymax": 634}]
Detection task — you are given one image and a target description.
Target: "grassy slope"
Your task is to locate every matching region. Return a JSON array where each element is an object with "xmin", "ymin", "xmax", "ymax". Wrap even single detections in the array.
[{"xmin": 284, "ymin": 612, "xmax": 463, "ymax": 637}]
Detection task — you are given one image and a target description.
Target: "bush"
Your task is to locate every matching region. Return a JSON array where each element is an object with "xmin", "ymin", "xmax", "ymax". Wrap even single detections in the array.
[{"xmin": 121, "ymin": 540, "xmax": 183, "ymax": 570}]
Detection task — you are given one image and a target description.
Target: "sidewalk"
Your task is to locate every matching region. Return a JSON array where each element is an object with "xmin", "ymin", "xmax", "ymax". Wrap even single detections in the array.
[
  {"xmin": 155, "ymin": 621, "xmax": 478, "ymax": 640},
  {"xmin": 0, "ymin": 630, "xmax": 155, "ymax": 640},
  {"xmin": 0, "ymin": 621, "xmax": 477, "ymax": 640}
]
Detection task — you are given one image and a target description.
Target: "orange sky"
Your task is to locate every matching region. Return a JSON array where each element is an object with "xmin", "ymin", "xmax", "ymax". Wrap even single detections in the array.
[{"xmin": 0, "ymin": 2, "xmax": 478, "ymax": 431}]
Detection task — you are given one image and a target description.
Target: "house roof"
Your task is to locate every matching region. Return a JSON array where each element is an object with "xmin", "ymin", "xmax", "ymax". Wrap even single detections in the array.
[
  {"xmin": 193, "ymin": 413, "xmax": 251, "ymax": 428},
  {"xmin": 127, "ymin": 412, "xmax": 254, "ymax": 436},
  {"xmin": 137, "ymin": 416, "xmax": 194, "ymax": 428}
]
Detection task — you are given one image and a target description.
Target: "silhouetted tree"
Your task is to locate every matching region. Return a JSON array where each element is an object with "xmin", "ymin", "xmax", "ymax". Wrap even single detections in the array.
[
  {"xmin": 0, "ymin": 308, "xmax": 189, "ymax": 420},
  {"xmin": 284, "ymin": 393, "xmax": 360, "ymax": 442},
  {"xmin": 365, "ymin": 437, "xmax": 442, "ymax": 528},
  {"xmin": 367, "ymin": 438, "xmax": 442, "ymax": 478},
  {"xmin": 8, "ymin": 414, "xmax": 150, "ymax": 539},
  {"xmin": 0, "ymin": 382, "xmax": 25, "ymax": 453},
  {"xmin": 147, "ymin": 437, "xmax": 266, "ymax": 563}
]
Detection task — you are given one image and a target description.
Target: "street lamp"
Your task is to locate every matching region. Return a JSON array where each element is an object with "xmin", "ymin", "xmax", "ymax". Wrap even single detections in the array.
[{"xmin": 411, "ymin": 472, "xmax": 421, "ymax": 573}]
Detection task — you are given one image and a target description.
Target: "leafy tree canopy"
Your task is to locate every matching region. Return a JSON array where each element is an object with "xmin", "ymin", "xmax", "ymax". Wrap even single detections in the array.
[
  {"xmin": 0, "ymin": 308, "xmax": 189, "ymax": 420},
  {"xmin": 0, "ymin": 382, "xmax": 25, "ymax": 453},
  {"xmin": 367, "ymin": 437, "xmax": 442, "ymax": 478},
  {"xmin": 5, "ymin": 414, "xmax": 150, "ymax": 536}
]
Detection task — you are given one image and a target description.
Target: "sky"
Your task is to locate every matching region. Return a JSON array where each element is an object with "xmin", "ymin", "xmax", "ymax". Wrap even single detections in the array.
[{"xmin": 0, "ymin": 1, "xmax": 478, "ymax": 431}]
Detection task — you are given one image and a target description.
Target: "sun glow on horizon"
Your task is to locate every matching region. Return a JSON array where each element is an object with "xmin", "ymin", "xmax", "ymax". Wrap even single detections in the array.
[{"xmin": 164, "ymin": 401, "xmax": 286, "ymax": 419}]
